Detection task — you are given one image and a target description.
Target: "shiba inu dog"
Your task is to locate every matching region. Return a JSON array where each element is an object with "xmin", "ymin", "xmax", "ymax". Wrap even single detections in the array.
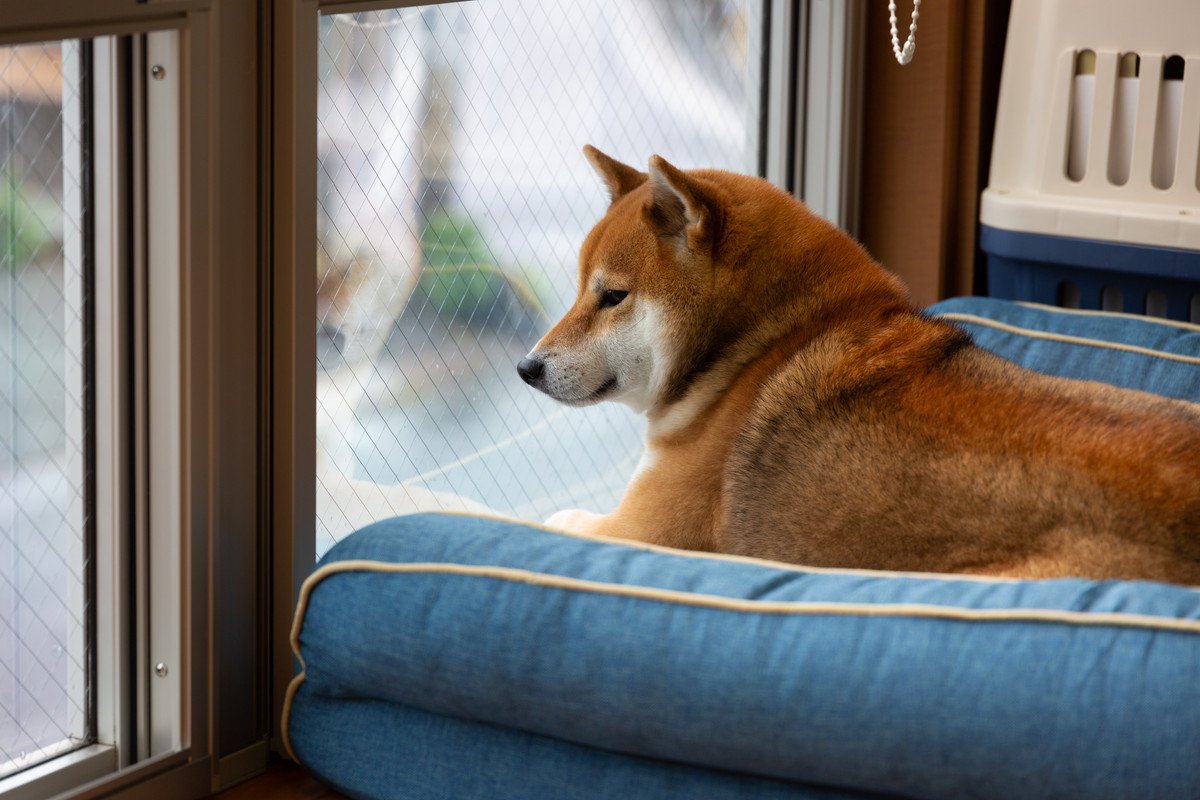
[{"xmin": 518, "ymin": 145, "xmax": 1200, "ymax": 584}]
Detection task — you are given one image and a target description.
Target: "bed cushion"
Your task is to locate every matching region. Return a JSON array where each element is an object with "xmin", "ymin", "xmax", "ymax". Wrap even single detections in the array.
[
  {"xmin": 928, "ymin": 296, "xmax": 1200, "ymax": 401},
  {"xmin": 285, "ymin": 300, "xmax": 1200, "ymax": 800},
  {"xmin": 287, "ymin": 689, "xmax": 862, "ymax": 800},
  {"xmin": 285, "ymin": 514, "xmax": 1200, "ymax": 800}
]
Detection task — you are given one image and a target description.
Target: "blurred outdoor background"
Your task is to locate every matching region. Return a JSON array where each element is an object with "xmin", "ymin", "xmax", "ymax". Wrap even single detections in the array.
[
  {"xmin": 315, "ymin": 0, "xmax": 764, "ymax": 555},
  {"xmin": 0, "ymin": 41, "xmax": 89, "ymax": 776}
]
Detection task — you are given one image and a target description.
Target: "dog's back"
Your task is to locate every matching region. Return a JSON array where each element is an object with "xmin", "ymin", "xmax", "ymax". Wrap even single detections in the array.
[{"xmin": 724, "ymin": 311, "xmax": 1200, "ymax": 583}]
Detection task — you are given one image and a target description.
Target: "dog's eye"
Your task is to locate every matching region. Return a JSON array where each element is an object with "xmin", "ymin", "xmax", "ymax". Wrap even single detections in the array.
[{"xmin": 599, "ymin": 289, "xmax": 629, "ymax": 309}]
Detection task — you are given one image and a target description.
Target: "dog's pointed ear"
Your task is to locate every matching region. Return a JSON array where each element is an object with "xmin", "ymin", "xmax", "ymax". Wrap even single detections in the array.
[
  {"xmin": 645, "ymin": 155, "xmax": 716, "ymax": 249},
  {"xmin": 583, "ymin": 145, "xmax": 647, "ymax": 204}
]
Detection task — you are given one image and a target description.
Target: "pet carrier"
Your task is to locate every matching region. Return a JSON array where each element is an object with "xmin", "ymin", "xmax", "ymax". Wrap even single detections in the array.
[{"xmin": 980, "ymin": 0, "xmax": 1200, "ymax": 321}]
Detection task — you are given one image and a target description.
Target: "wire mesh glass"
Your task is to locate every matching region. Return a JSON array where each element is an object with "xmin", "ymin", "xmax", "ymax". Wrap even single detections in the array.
[
  {"xmin": 0, "ymin": 41, "xmax": 91, "ymax": 776},
  {"xmin": 316, "ymin": 0, "xmax": 763, "ymax": 555}
]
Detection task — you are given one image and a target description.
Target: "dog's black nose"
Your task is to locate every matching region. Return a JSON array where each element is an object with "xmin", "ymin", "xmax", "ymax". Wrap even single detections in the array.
[{"xmin": 517, "ymin": 356, "xmax": 544, "ymax": 384}]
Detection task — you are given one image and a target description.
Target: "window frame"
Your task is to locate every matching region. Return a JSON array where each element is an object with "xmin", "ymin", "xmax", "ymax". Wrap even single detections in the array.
[
  {"xmin": 0, "ymin": 32, "xmax": 121, "ymax": 799},
  {"xmin": 0, "ymin": 1, "xmax": 267, "ymax": 797},
  {"xmin": 800, "ymin": 0, "xmax": 866, "ymax": 236}
]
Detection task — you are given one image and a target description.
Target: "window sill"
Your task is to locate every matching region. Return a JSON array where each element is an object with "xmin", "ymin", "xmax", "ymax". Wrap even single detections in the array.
[{"xmin": 0, "ymin": 744, "xmax": 115, "ymax": 800}]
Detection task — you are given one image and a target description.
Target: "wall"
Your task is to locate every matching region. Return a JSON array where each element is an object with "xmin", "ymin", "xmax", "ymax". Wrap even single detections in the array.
[{"xmin": 858, "ymin": 0, "xmax": 1011, "ymax": 305}]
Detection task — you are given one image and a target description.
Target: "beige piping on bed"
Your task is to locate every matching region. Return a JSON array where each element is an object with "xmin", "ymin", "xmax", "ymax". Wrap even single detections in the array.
[
  {"xmin": 1015, "ymin": 301, "xmax": 1200, "ymax": 333},
  {"xmin": 281, "ymin": 673, "xmax": 305, "ymax": 762},
  {"xmin": 937, "ymin": 312, "xmax": 1200, "ymax": 365}
]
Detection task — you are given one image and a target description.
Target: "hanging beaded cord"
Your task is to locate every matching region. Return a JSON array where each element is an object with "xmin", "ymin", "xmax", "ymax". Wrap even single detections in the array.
[{"xmin": 889, "ymin": 0, "xmax": 920, "ymax": 65}]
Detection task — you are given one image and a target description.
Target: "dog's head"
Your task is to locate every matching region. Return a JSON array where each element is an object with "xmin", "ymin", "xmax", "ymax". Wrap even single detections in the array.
[{"xmin": 518, "ymin": 145, "xmax": 811, "ymax": 415}]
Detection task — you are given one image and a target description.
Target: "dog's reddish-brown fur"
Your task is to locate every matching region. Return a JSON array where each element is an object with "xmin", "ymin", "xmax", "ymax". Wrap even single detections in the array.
[{"xmin": 530, "ymin": 148, "xmax": 1200, "ymax": 584}]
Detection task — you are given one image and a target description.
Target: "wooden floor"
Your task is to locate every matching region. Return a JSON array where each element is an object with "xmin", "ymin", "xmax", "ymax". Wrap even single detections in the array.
[{"xmin": 211, "ymin": 760, "xmax": 348, "ymax": 800}]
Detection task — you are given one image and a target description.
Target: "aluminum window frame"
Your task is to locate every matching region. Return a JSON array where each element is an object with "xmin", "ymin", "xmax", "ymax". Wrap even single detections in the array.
[
  {"xmin": 0, "ymin": 33, "xmax": 119, "ymax": 800},
  {"xmin": 0, "ymin": 2, "xmax": 265, "ymax": 797},
  {"xmin": 763, "ymin": 0, "xmax": 805, "ymax": 191},
  {"xmin": 800, "ymin": 0, "xmax": 865, "ymax": 236},
  {"xmin": 0, "ymin": 21, "xmax": 196, "ymax": 798}
]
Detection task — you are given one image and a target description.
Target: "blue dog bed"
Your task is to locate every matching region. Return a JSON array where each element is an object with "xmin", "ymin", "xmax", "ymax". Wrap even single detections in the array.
[{"xmin": 284, "ymin": 298, "xmax": 1200, "ymax": 800}]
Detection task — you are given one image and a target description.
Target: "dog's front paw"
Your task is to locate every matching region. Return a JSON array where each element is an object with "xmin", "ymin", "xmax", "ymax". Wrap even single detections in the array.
[{"xmin": 545, "ymin": 508, "xmax": 603, "ymax": 535}]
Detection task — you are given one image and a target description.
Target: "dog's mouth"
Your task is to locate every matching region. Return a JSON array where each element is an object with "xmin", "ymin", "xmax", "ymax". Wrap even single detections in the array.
[
  {"xmin": 590, "ymin": 376, "xmax": 618, "ymax": 399},
  {"xmin": 560, "ymin": 376, "xmax": 618, "ymax": 406}
]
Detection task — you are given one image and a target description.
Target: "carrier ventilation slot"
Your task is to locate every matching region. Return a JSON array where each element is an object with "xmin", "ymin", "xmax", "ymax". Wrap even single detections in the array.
[
  {"xmin": 1101, "ymin": 286, "xmax": 1124, "ymax": 312},
  {"xmin": 1057, "ymin": 281, "xmax": 1081, "ymax": 309},
  {"xmin": 1067, "ymin": 50, "xmax": 1096, "ymax": 182},
  {"xmin": 1107, "ymin": 53, "xmax": 1140, "ymax": 185},
  {"xmin": 1151, "ymin": 55, "xmax": 1185, "ymax": 189},
  {"xmin": 1144, "ymin": 289, "xmax": 1168, "ymax": 318},
  {"xmin": 1191, "ymin": 295, "xmax": 1200, "ymax": 324}
]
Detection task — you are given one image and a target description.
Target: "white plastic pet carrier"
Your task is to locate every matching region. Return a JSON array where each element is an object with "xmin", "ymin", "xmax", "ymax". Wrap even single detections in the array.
[{"xmin": 979, "ymin": 0, "xmax": 1200, "ymax": 321}]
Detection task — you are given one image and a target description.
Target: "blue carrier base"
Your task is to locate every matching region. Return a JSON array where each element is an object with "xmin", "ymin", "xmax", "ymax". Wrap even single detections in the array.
[{"xmin": 981, "ymin": 224, "xmax": 1200, "ymax": 322}]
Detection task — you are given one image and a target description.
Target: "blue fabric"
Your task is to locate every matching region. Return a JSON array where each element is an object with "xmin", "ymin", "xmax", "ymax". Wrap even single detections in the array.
[
  {"xmin": 291, "ymin": 515, "xmax": 1200, "ymax": 800},
  {"xmin": 928, "ymin": 296, "xmax": 1200, "ymax": 401},
  {"xmin": 288, "ymin": 300, "xmax": 1200, "ymax": 800},
  {"xmin": 289, "ymin": 683, "xmax": 868, "ymax": 800}
]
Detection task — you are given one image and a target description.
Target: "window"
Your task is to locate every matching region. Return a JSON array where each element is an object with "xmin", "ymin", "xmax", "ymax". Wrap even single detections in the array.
[
  {"xmin": 315, "ymin": 0, "xmax": 767, "ymax": 553},
  {"xmin": 0, "ymin": 21, "xmax": 218, "ymax": 796},
  {"xmin": 0, "ymin": 39, "xmax": 93, "ymax": 778}
]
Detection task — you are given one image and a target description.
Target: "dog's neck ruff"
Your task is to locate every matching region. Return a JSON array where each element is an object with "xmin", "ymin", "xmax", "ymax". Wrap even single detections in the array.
[
  {"xmin": 645, "ymin": 316, "xmax": 804, "ymax": 440},
  {"xmin": 644, "ymin": 289, "xmax": 911, "ymax": 440},
  {"xmin": 646, "ymin": 363, "xmax": 737, "ymax": 439}
]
